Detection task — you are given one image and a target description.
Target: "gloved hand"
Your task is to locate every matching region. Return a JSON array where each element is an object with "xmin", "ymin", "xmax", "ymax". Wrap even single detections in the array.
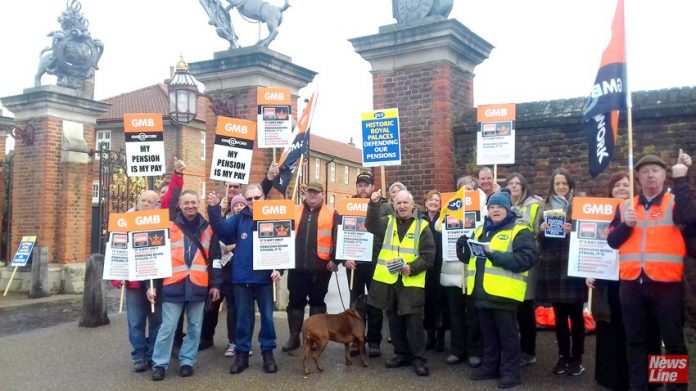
[
  {"xmin": 456, "ymin": 234, "xmax": 470, "ymax": 263},
  {"xmin": 456, "ymin": 234, "xmax": 469, "ymax": 250}
]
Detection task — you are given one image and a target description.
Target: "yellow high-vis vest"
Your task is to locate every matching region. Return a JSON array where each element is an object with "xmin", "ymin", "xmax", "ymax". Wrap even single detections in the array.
[
  {"xmin": 373, "ymin": 215, "xmax": 429, "ymax": 288},
  {"xmin": 466, "ymin": 224, "xmax": 529, "ymax": 301}
]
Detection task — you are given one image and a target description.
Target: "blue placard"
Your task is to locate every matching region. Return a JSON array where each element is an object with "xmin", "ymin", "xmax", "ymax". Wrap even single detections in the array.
[
  {"xmin": 361, "ymin": 109, "xmax": 401, "ymax": 167},
  {"xmin": 11, "ymin": 236, "xmax": 37, "ymax": 267}
]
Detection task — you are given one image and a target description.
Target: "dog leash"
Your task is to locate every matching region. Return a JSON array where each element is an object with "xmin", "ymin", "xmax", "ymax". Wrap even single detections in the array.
[{"xmin": 334, "ymin": 269, "xmax": 347, "ymax": 311}]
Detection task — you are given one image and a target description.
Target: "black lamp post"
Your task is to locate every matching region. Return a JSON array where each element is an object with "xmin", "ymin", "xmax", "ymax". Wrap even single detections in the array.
[{"xmin": 167, "ymin": 55, "xmax": 199, "ymax": 124}]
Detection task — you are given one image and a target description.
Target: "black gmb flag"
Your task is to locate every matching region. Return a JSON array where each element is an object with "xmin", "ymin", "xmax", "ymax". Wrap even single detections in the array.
[
  {"xmin": 272, "ymin": 91, "xmax": 319, "ymax": 196},
  {"xmin": 582, "ymin": 0, "xmax": 627, "ymax": 178}
]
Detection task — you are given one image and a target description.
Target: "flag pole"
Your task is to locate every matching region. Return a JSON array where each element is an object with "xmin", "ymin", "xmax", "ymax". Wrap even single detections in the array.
[{"xmin": 627, "ymin": 106, "xmax": 635, "ymax": 202}]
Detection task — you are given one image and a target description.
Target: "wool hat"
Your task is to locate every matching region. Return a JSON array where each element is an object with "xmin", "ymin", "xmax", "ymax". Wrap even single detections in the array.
[
  {"xmin": 635, "ymin": 154, "xmax": 667, "ymax": 171},
  {"xmin": 356, "ymin": 171, "xmax": 373, "ymax": 185},
  {"xmin": 230, "ymin": 195, "xmax": 246, "ymax": 207},
  {"xmin": 487, "ymin": 189, "xmax": 512, "ymax": 214}
]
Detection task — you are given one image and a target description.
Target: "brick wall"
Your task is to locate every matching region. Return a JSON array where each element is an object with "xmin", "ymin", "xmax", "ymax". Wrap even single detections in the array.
[
  {"xmin": 371, "ymin": 61, "xmax": 473, "ymax": 202},
  {"xmin": 452, "ymin": 87, "xmax": 696, "ymax": 198}
]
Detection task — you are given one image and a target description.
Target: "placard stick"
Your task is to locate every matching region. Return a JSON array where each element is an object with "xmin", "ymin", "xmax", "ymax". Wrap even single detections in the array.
[
  {"xmin": 380, "ymin": 166, "xmax": 386, "ymax": 194},
  {"xmin": 350, "ymin": 269, "xmax": 354, "ymax": 291},
  {"xmin": 119, "ymin": 283, "xmax": 125, "ymax": 313},
  {"xmin": 273, "ymin": 278, "xmax": 277, "ymax": 302},
  {"xmin": 3, "ymin": 266, "xmax": 18, "ymax": 296},
  {"xmin": 587, "ymin": 287, "xmax": 593, "ymax": 315},
  {"xmin": 493, "ymin": 164, "xmax": 498, "ymax": 184},
  {"xmin": 273, "ymin": 148, "xmax": 277, "ymax": 163},
  {"xmin": 150, "ymin": 279, "xmax": 155, "ymax": 313},
  {"xmin": 461, "ymin": 186, "xmax": 467, "ymax": 294}
]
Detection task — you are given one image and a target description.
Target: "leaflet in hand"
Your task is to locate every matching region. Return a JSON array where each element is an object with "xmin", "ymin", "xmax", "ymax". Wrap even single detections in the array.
[
  {"xmin": 468, "ymin": 240, "xmax": 488, "ymax": 258},
  {"xmin": 544, "ymin": 209, "xmax": 567, "ymax": 238},
  {"xmin": 387, "ymin": 258, "xmax": 405, "ymax": 274}
]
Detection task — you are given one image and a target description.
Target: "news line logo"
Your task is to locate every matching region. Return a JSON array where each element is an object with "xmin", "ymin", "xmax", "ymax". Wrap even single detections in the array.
[{"xmin": 648, "ymin": 355, "xmax": 688, "ymax": 384}]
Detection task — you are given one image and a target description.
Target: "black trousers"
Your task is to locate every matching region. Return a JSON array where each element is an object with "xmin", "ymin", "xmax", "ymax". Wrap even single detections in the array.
[
  {"xmin": 620, "ymin": 278, "xmax": 687, "ymax": 391},
  {"xmin": 386, "ymin": 310, "xmax": 425, "ymax": 361},
  {"xmin": 552, "ymin": 302, "xmax": 585, "ymax": 360},
  {"xmin": 287, "ymin": 269, "xmax": 332, "ymax": 311},
  {"xmin": 517, "ymin": 299, "xmax": 537, "ymax": 356},
  {"xmin": 478, "ymin": 308, "xmax": 521, "ymax": 383},
  {"xmin": 200, "ymin": 284, "xmax": 236, "ymax": 344},
  {"xmin": 444, "ymin": 286, "xmax": 482, "ymax": 358},
  {"xmin": 345, "ymin": 263, "xmax": 383, "ymax": 344}
]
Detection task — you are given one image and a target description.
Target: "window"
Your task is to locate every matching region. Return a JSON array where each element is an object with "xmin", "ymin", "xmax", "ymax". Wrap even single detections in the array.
[
  {"xmin": 314, "ymin": 158, "xmax": 320, "ymax": 179},
  {"xmin": 355, "ymin": 168, "xmax": 361, "ymax": 182},
  {"xmin": 95, "ymin": 130, "xmax": 111, "ymax": 159},
  {"xmin": 200, "ymin": 131, "xmax": 206, "ymax": 160},
  {"xmin": 344, "ymin": 165, "xmax": 349, "ymax": 185},
  {"xmin": 330, "ymin": 194, "xmax": 335, "ymax": 207},
  {"xmin": 201, "ymin": 181, "xmax": 206, "ymax": 199},
  {"xmin": 92, "ymin": 181, "xmax": 100, "ymax": 205},
  {"xmin": 330, "ymin": 162, "xmax": 336, "ymax": 182}
]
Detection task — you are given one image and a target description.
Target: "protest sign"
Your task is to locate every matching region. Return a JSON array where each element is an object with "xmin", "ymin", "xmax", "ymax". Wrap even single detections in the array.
[
  {"xmin": 362, "ymin": 109, "xmax": 401, "ymax": 167},
  {"xmin": 441, "ymin": 190, "xmax": 481, "ymax": 262},
  {"xmin": 103, "ymin": 209, "xmax": 172, "ymax": 281},
  {"xmin": 124, "ymin": 113, "xmax": 165, "ymax": 176},
  {"xmin": 476, "ymin": 103, "xmax": 516, "ymax": 165},
  {"xmin": 567, "ymin": 197, "xmax": 621, "ymax": 280},
  {"xmin": 252, "ymin": 200, "xmax": 296, "ymax": 270},
  {"xmin": 210, "ymin": 116, "xmax": 256, "ymax": 183},
  {"xmin": 544, "ymin": 209, "xmax": 567, "ymax": 238},
  {"xmin": 257, "ymin": 87, "xmax": 292, "ymax": 148},
  {"xmin": 11, "ymin": 235, "xmax": 37, "ymax": 267},
  {"xmin": 335, "ymin": 198, "xmax": 373, "ymax": 262}
]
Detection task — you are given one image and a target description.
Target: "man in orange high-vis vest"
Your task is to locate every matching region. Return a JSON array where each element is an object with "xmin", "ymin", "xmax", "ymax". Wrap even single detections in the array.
[
  {"xmin": 607, "ymin": 151, "xmax": 696, "ymax": 390},
  {"xmin": 147, "ymin": 190, "xmax": 223, "ymax": 381},
  {"xmin": 281, "ymin": 181, "xmax": 340, "ymax": 353}
]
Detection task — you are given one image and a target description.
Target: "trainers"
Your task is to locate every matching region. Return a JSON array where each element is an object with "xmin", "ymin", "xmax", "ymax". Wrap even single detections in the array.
[
  {"xmin": 568, "ymin": 360, "xmax": 585, "ymax": 376},
  {"xmin": 468, "ymin": 356, "xmax": 482, "ymax": 368},
  {"xmin": 552, "ymin": 356, "xmax": 569, "ymax": 374},
  {"xmin": 446, "ymin": 355, "xmax": 463, "ymax": 365},
  {"xmin": 519, "ymin": 353, "xmax": 536, "ymax": 367},
  {"xmin": 224, "ymin": 343, "xmax": 236, "ymax": 357}
]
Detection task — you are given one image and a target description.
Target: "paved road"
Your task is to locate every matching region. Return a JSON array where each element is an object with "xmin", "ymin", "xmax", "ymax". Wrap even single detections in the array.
[{"xmin": 0, "ymin": 269, "xmax": 689, "ymax": 389}]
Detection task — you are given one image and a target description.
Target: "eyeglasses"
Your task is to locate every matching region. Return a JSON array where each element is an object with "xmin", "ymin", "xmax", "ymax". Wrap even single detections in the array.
[
  {"xmin": 246, "ymin": 196, "xmax": 262, "ymax": 201},
  {"xmin": 229, "ymin": 185, "xmax": 241, "ymax": 189}
]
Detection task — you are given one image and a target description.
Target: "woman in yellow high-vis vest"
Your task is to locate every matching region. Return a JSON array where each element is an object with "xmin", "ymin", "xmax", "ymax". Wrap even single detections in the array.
[{"xmin": 456, "ymin": 190, "xmax": 537, "ymax": 389}]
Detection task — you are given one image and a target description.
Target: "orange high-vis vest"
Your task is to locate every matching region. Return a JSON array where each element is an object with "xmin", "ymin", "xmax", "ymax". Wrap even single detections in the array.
[
  {"xmin": 618, "ymin": 193, "xmax": 685, "ymax": 282},
  {"xmin": 164, "ymin": 223, "xmax": 212, "ymax": 287},
  {"xmin": 295, "ymin": 204, "xmax": 334, "ymax": 261}
]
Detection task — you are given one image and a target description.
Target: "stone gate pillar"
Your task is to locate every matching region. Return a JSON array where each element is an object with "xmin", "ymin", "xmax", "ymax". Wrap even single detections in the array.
[
  {"xmin": 351, "ymin": 18, "xmax": 493, "ymax": 199},
  {"xmin": 1, "ymin": 86, "xmax": 109, "ymax": 270}
]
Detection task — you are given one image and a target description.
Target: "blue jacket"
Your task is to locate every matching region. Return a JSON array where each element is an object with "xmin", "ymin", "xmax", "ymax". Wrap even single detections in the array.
[
  {"xmin": 208, "ymin": 204, "xmax": 272, "ymax": 285},
  {"xmin": 160, "ymin": 212, "xmax": 223, "ymax": 303}
]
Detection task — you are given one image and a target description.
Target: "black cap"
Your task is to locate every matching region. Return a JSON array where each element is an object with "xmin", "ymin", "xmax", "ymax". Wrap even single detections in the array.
[{"xmin": 356, "ymin": 171, "xmax": 373, "ymax": 185}]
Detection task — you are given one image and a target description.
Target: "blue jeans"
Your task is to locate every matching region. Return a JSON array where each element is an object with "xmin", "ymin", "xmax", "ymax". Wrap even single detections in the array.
[
  {"xmin": 233, "ymin": 284, "xmax": 276, "ymax": 353},
  {"xmin": 151, "ymin": 301, "xmax": 205, "ymax": 368},
  {"xmin": 125, "ymin": 287, "xmax": 162, "ymax": 364}
]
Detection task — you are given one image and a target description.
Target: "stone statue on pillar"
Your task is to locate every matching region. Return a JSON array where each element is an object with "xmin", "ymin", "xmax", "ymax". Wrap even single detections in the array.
[
  {"xmin": 199, "ymin": 0, "xmax": 290, "ymax": 48},
  {"xmin": 392, "ymin": 0, "xmax": 453, "ymax": 23},
  {"xmin": 34, "ymin": 0, "xmax": 104, "ymax": 89}
]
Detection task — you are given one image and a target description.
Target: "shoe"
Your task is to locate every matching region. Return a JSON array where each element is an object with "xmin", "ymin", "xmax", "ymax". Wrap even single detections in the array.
[
  {"xmin": 568, "ymin": 360, "xmax": 585, "ymax": 376},
  {"xmin": 151, "ymin": 366, "xmax": 166, "ymax": 381},
  {"xmin": 470, "ymin": 369, "xmax": 499, "ymax": 381},
  {"xmin": 413, "ymin": 359, "xmax": 429, "ymax": 377},
  {"xmin": 552, "ymin": 356, "xmax": 569, "ymax": 374},
  {"xmin": 468, "ymin": 356, "xmax": 482, "ymax": 368},
  {"xmin": 385, "ymin": 356, "xmax": 412, "ymax": 368},
  {"xmin": 497, "ymin": 378, "xmax": 521, "ymax": 389},
  {"xmin": 425, "ymin": 329, "xmax": 436, "ymax": 350},
  {"xmin": 133, "ymin": 361, "xmax": 148, "ymax": 373},
  {"xmin": 434, "ymin": 329, "xmax": 445, "ymax": 352},
  {"xmin": 262, "ymin": 350, "xmax": 278, "ymax": 373},
  {"xmin": 224, "ymin": 343, "xmax": 235, "ymax": 357},
  {"xmin": 179, "ymin": 365, "xmax": 193, "ymax": 377},
  {"xmin": 198, "ymin": 338, "xmax": 213, "ymax": 351},
  {"xmin": 519, "ymin": 353, "xmax": 537, "ymax": 367},
  {"xmin": 230, "ymin": 352, "xmax": 249, "ymax": 374},
  {"xmin": 350, "ymin": 342, "xmax": 360, "ymax": 356},
  {"xmin": 446, "ymin": 354, "xmax": 463, "ymax": 365},
  {"xmin": 368, "ymin": 343, "xmax": 381, "ymax": 358}
]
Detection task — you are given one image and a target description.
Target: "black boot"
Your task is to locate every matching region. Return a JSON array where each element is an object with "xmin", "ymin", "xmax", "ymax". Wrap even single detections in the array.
[
  {"xmin": 282, "ymin": 308, "xmax": 304, "ymax": 352},
  {"xmin": 262, "ymin": 350, "xmax": 278, "ymax": 373},
  {"xmin": 230, "ymin": 352, "xmax": 249, "ymax": 374},
  {"xmin": 309, "ymin": 305, "xmax": 327, "ymax": 316},
  {"xmin": 425, "ymin": 329, "xmax": 436, "ymax": 350}
]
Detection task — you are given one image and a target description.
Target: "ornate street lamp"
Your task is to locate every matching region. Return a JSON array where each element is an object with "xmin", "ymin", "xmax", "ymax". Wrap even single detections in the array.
[{"xmin": 167, "ymin": 55, "xmax": 199, "ymax": 124}]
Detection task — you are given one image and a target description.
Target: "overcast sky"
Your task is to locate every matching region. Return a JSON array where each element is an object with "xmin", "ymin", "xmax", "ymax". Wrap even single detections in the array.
[{"xmin": 1, "ymin": 0, "xmax": 695, "ymax": 148}]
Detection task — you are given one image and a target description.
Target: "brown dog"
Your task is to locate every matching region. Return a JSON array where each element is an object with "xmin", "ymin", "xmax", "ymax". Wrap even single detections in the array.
[{"xmin": 301, "ymin": 308, "xmax": 368, "ymax": 376}]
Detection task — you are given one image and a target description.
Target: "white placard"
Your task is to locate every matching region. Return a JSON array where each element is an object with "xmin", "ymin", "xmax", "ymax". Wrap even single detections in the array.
[{"xmin": 253, "ymin": 220, "xmax": 296, "ymax": 270}]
